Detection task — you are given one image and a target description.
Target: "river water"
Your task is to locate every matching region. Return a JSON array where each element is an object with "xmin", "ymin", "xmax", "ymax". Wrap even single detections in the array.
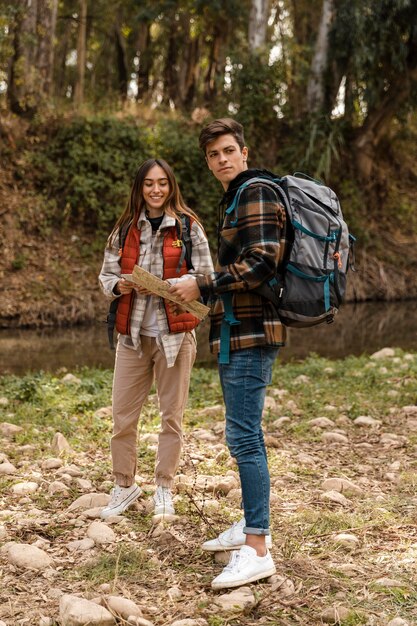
[{"xmin": 1, "ymin": 301, "xmax": 416, "ymax": 376}]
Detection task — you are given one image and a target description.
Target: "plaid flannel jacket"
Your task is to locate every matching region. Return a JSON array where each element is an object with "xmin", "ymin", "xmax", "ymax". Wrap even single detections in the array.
[
  {"xmin": 197, "ymin": 177, "xmax": 289, "ymax": 355},
  {"xmin": 99, "ymin": 210, "xmax": 214, "ymax": 367}
]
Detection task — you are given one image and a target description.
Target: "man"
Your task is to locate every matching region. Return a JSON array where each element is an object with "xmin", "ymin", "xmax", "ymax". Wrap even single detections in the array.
[{"xmin": 170, "ymin": 118, "xmax": 288, "ymax": 590}]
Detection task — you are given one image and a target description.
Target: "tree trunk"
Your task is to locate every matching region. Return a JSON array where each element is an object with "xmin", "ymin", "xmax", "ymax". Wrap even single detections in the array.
[
  {"xmin": 354, "ymin": 34, "xmax": 417, "ymax": 179},
  {"xmin": 163, "ymin": 27, "xmax": 180, "ymax": 107},
  {"xmin": 136, "ymin": 21, "xmax": 152, "ymax": 102},
  {"xmin": 7, "ymin": 0, "xmax": 38, "ymax": 116},
  {"xmin": 203, "ymin": 23, "xmax": 227, "ymax": 104},
  {"xmin": 306, "ymin": 0, "xmax": 335, "ymax": 112},
  {"xmin": 181, "ymin": 35, "xmax": 200, "ymax": 110},
  {"xmin": 248, "ymin": 0, "xmax": 270, "ymax": 52},
  {"xmin": 36, "ymin": 0, "xmax": 58, "ymax": 98},
  {"xmin": 74, "ymin": 0, "xmax": 87, "ymax": 106},
  {"xmin": 114, "ymin": 17, "xmax": 128, "ymax": 100}
]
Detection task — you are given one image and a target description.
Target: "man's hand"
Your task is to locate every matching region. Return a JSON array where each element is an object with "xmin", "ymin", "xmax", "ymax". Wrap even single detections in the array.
[{"xmin": 169, "ymin": 279, "xmax": 201, "ymax": 303}]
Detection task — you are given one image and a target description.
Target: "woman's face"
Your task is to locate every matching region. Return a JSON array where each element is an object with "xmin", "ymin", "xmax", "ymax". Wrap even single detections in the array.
[{"xmin": 142, "ymin": 164, "xmax": 170, "ymax": 215}]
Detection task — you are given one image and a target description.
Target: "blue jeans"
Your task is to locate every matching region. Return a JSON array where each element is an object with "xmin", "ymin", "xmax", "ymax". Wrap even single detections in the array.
[{"xmin": 218, "ymin": 346, "xmax": 279, "ymax": 535}]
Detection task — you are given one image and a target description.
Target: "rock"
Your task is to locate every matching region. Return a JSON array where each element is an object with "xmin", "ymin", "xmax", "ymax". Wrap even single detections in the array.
[
  {"xmin": 333, "ymin": 533, "xmax": 359, "ymax": 550},
  {"xmin": 167, "ymin": 587, "xmax": 183, "ymax": 601},
  {"xmin": 214, "ymin": 587, "xmax": 257, "ymax": 612},
  {"xmin": 7, "ymin": 543, "xmax": 54, "ymax": 570},
  {"xmin": 370, "ymin": 347, "xmax": 395, "ymax": 359},
  {"xmin": 401, "ymin": 405, "xmax": 417, "ymax": 416},
  {"xmin": 87, "ymin": 521, "xmax": 116, "ymax": 544},
  {"xmin": 0, "ymin": 525, "xmax": 7, "ymax": 540},
  {"xmin": 170, "ymin": 621, "xmax": 208, "ymax": 626},
  {"xmin": 42, "ymin": 458, "xmax": 64, "ymax": 470},
  {"xmin": 68, "ymin": 493, "xmax": 110, "ymax": 511},
  {"xmin": 263, "ymin": 396, "xmax": 277, "ymax": 411},
  {"xmin": 296, "ymin": 453, "xmax": 316, "ymax": 465},
  {"xmin": 271, "ymin": 416, "xmax": 291, "ymax": 428},
  {"xmin": 197, "ymin": 404, "xmax": 224, "ymax": 418},
  {"xmin": 321, "ymin": 432, "xmax": 349, "ymax": 444},
  {"xmin": 380, "ymin": 433, "xmax": 407, "ymax": 447},
  {"xmin": 353, "ymin": 415, "xmax": 382, "ymax": 427},
  {"xmin": 193, "ymin": 428, "xmax": 218, "ymax": 442},
  {"xmin": 387, "ymin": 619, "xmax": 409, "ymax": 626},
  {"xmin": 321, "ymin": 478, "xmax": 362, "ymax": 496},
  {"xmin": 75, "ymin": 478, "xmax": 93, "ymax": 491},
  {"xmin": 373, "ymin": 578, "xmax": 407, "ymax": 589},
  {"xmin": 66, "ymin": 538, "xmax": 95, "ymax": 552},
  {"xmin": 0, "ymin": 397, "xmax": 9, "ymax": 406},
  {"xmin": 11, "ymin": 481, "xmax": 39, "ymax": 495},
  {"xmin": 294, "ymin": 374, "xmax": 310, "ymax": 384},
  {"xmin": 93, "ymin": 406, "xmax": 113, "ymax": 419},
  {"xmin": 49, "ymin": 481, "xmax": 70, "ymax": 495},
  {"xmin": 57, "ymin": 464, "xmax": 83, "ymax": 477},
  {"xmin": 39, "ymin": 617, "xmax": 53, "ymax": 626},
  {"xmin": 214, "ymin": 475, "xmax": 239, "ymax": 495},
  {"xmin": 285, "ymin": 400, "xmax": 301, "ymax": 414},
  {"xmin": 320, "ymin": 606, "xmax": 351, "ymax": 623},
  {"xmin": 214, "ymin": 551, "xmax": 231, "ymax": 565},
  {"xmin": 0, "ymin": 422, "xmax": 23, "ymax": 438},
  {"xmin": 0, "ymin": 462, "xmax": 17, "ymax": 475},
  {"xmin": 194, "ymin": 475, "xmax": 217, "ymax": 492},
  {"xmin": 269, "ymin": 575, "xmax": 295, "ymax": 596},
  {"xmin": 59, "ymin": 594, "xmax": 116, "ymax": 625},
  {"xmin": 320, "ymin": 490, "xmax": 350, "ymax": 506},
  {"xmin": 308, "ymin": 417, "xmax": 335, "ymax": 429},
  {"xmin": 61, "ymin": 373, "xmax": 82, "ymax": 384},
  {"xmin": 52, "ymin": 432, "xmax": 72, "ymax": 453},
  {"xmin": 104, "ymin": 596, "xmax": 142, "ymax": 619}
]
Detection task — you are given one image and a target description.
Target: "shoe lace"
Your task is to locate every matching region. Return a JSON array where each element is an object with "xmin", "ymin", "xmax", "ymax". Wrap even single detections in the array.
[
  {"xmin": 108, "ymin": 486, "xmax": 125, "ymax": 505},
  {"xmin": 224, "ymin": 550, "xmax": 247, "ymax": 573},
  {"xmin": 154, "ymin": 486, "xmax": 172, "ymax": 507}
]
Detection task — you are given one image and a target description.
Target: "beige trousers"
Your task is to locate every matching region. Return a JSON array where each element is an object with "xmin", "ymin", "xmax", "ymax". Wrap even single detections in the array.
[{"xmin": 111, "ymin": 334, "xmax": 196, "ymax": 488}]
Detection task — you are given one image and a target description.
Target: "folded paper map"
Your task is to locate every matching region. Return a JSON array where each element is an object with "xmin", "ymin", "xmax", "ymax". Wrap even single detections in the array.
[{"xmin": 122, "ymin": 265, "xmax": 210, "ymax": 321}]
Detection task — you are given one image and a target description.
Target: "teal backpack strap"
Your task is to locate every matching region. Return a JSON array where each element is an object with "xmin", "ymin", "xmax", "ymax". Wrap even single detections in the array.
[{"xmin": 218, "ymin": 292, "xmax": 240, "ymax": 365}]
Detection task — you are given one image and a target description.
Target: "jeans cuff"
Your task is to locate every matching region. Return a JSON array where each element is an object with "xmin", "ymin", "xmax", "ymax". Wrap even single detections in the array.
[{"xmin": 243, "ymin": 526, "xmax": 270, "ymax": 536}]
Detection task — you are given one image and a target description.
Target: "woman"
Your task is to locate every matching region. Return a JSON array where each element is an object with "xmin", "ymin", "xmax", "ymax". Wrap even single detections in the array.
[{"xmin": 99, "ymin": 158, "xmax": 213, "ymax": 520}]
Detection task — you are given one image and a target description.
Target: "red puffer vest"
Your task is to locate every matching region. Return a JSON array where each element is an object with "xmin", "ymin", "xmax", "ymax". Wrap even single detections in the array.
[{"xmin": 116, "ymin": 222, "xmax": 199, "ymax": 335}]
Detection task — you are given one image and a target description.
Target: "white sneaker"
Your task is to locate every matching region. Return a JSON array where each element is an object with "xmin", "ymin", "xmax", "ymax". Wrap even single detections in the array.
[
  {"xmin": 211, "ymin": 545, "xmax": 276, "ymax": 590},
  {"xmin": 153, "ymin": 486, "xmax": 175, "ymax": 517},
  {"xmin": 202, "ymin": 518, "xmax": 272, "ymax": 552},
  {"xmin": 100, "ymin": 484, "xmax": 142, "ymax": 519}
]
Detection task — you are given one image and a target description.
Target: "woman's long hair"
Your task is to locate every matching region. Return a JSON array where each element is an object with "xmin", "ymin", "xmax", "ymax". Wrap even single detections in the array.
[{"xmin": 107, "ymin": 158, "xmax": 203, "ymax": 246}]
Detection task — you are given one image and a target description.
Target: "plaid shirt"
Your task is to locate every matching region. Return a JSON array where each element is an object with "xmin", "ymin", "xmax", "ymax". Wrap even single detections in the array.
[
  {"xmin": 99, "ymin": 209, "xmax": 214, "ymax": 367},
  {"xmin": 197, "ymin": 175, "xmax": 289, "ymax": 355}
]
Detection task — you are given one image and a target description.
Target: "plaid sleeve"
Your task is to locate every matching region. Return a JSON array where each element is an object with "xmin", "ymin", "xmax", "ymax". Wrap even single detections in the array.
[
  {"xmin": 197, "ymin": 183, "xmax": 285, "ymax": 298},
  {"xmin": 98, "ymin": 233, "xmax": 122, "ymax": 300}
]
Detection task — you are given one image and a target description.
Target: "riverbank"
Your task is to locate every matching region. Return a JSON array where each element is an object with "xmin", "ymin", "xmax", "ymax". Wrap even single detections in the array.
[{"xmin": 0, "ymin": 350, "xmax": 416, "ymax": 625}]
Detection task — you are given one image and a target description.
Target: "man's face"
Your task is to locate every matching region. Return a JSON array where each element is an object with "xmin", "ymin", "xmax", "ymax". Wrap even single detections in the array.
[{"xmin": 205, "ymin": 134, "xmax": 248, "ymax": 190}]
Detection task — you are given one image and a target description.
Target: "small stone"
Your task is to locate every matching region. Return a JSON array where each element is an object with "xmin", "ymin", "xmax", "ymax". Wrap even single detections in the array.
[
  {"xmin": 373, "ymin": 577, "xmax": 407, "ymax": 589},
  {"xmin": 370, "ymin": 347, "xmax": 395, "ymax": 359},
  {"xmin": 39, "ymin": 617, "xmax": 53, "ymax": 626},
  {"xmin": 271, "ymin": 416, "xmax": 291, "ymax": 428},
  {"xmin": 294, "ymin": 374, "xmax": 310, "ymax": 384},
  {"xmin": 387, "ymin": 619, "xmax": 409, "ymax": 626},
  {"xmin": 197, "ymin": 405, "xmax": 224, "ymax": 418},
  {"xmin": 333, "ymin": 533, "xmax": 359, "ymax": 550},
  {"xmin": 269, "ymin": 575, "xmax": 295, "ymax": 596},
  {"xmin": 0, "ymin": 422, "xmax": 23, "ymax": 438},
  {"xmin": 61, "ymin": 373, "xmax": 82, "ymax": 384},
  {"xmin": 42, "ymin": 458, "xmax": 64, "ymax": 470},
  {"xmin": 0, "ymin": 397, "xmax": 9, "ymax": 406},
  {"xmin": 321, "ymin": 432, "xmax": 349, "ymax": 444},
  {"xmin": 380, "ymin": 433, "xmax": 407, "ymax": 447},
  {"xmin": 52, "ymin": 432, "xmax": 72, "ymax": 453},
  {"xmin": 127, "ymin": 618, "xmax": 154, "ymax": 626},
  {"xmin": 401, "ymin": 405, "xmax": 417, "ymax": 416},
  {"xmin": 87, "ymin": 521, "xmax": 116, "ymax": 544},
  {"xmin": 49, "ymin": 481, "xmax": 70, "ymax": 496},
  {"xmin": 321, "ymin": 478, "xmax": 362, "ymax": 496},
  {"xmin": 57, "ymin": 464, "xmax": 83, "ymax": 477},
  {"xmin": 353, "ymin": 415, "xmax": 382, "ymax": 427},
  {"xmin": 11, "ymin": 481, "xmax": 38, "ymax": 495},
  {"xmin": 93, "ymin": 406, "xmax": 113, "ymax": 419},
  {"xmin": 214, "ymin": 551, "xmax": 231, "ymax": 565},
  {"xmin": 66, "ymin": 538, "xmax": 95, "ymax": 552},
  {"xmin": 167, "ymin": 587, "xmax": 183, "ymax": 601},
  {"xmin": 104, "ymin": 596, "xmax": 142, "ymax": 619},
  {"xmin": 7, "ymin": 543, "xmax": 54, "ymax": 570},
  {"xmin": 308, "ymin": 417, "xmax": 335, "ymax": 429},
  {"xmin": 214, "ymin": 475, "xmax": 239, "ymax": 495},
  {"xmin": 214, "ymin": 586, "xmax": 257, "ymax": 612},
  {"xmin": 263, "ymin": 396, "xmax": 277, "ymax": 411},
  {"xmin": 75, "ymin": 478, "xmax": 93, "ymax": 491},
  {"xmin": 170, "ymin": 621, "xmax": 208, "ymax": 626},
  {"xmin": 68, "ymin": 493, "xmax": 110, "ymax": 511},
  {"xmin": 320, "ymin": 606, "xmax": 351, "ymax": 623},
  {"xmin": 320, "ymin": 490, "xmax": 350, "ymax": 505},
  {"xmin": 0, "ymin": 462, "xmax": 18, "ymax": 475},
  {"xmin": 0, "ymin": 525, "xmax": 7, "ymax": 540},
  {"xmin": 59, "ymin": 594, "xmax": 115, "ymax": 625}
]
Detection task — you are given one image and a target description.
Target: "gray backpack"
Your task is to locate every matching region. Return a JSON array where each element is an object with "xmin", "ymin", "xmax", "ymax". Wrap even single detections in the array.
[{"xmin": 225, "ymin": 173, "xmax": 355, "ymax": 327}]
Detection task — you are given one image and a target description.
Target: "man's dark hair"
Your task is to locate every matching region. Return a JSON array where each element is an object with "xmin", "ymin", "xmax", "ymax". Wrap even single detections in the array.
[{"xmin": 199, "ymin": 118, "xmax": 245, "ymax": 153}]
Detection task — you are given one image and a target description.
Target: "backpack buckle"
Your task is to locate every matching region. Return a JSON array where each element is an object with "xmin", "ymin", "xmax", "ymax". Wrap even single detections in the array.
[{"xmin": 172, "ymin": 239, "xmax": 183, "ymax": 248}]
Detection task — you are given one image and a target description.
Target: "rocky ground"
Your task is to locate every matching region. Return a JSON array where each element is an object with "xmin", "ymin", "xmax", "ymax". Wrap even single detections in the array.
[{"xmin": 0, "ymin": 348, "xmax": 417, "ymax": 626}]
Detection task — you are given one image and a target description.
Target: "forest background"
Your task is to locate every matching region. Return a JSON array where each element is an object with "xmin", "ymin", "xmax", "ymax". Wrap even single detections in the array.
[{"xmin": 1, "ymin": 0, "xmax": 417, "ymax": 328}]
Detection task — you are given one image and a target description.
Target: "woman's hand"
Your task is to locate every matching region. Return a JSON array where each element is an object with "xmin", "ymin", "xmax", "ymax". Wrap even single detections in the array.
[
  {"xmin": 116, "ymin": 279, "xmax": 152, "ymax": 296},
  {"xmin": 169, "ymin": 278, "xmax": 201, "ymax": 303}
]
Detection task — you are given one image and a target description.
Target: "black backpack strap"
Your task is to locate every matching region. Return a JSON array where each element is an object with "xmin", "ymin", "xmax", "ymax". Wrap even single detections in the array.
[{"xmin": 175, "ymin": 214, "xmax": 194, "ymax": 273}]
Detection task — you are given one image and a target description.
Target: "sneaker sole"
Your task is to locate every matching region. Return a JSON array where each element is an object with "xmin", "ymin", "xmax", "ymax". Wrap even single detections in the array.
[
  {"xmin": 211, "ymin": 565, "xmax": 277, "ymax": 590},
  {"xmin": 100, "ymin": 487, "xmax": 141, "ymax": 519},
  {"xmin": 202, "ymin": 538, "xmax": 273, "ymax": 552}
]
